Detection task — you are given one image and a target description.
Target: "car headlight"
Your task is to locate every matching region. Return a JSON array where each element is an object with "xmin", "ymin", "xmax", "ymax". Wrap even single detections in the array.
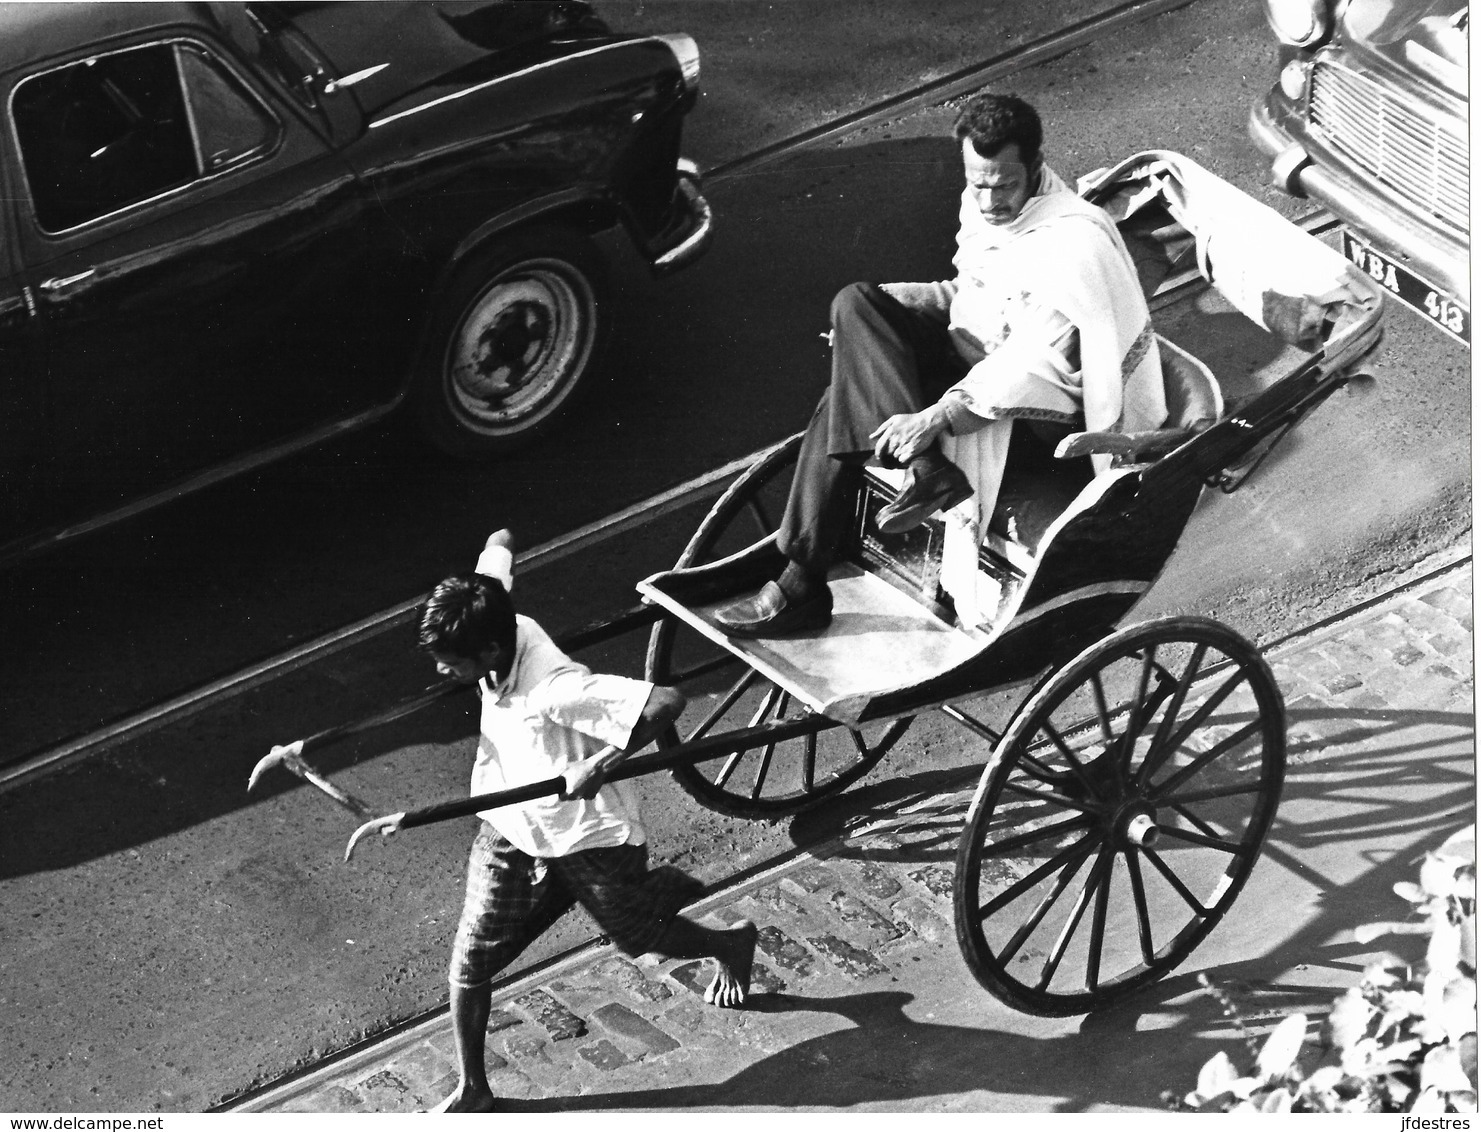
[
  {"xmin": 1262, "ymin": 0, "xmax": 1332, "ymax": 47},
  {"xmin": 655, "ymin": 33, "xmax": 700, "ymax": 95},
  {"xmin": 1279, "ymin": 58, "xmax": 1312, "ymax": 100}
]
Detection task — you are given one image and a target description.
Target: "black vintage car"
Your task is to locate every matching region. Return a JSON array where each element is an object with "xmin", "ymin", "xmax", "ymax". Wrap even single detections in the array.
[{"xmin": 0, "ymin": 1, "xmax": 712, "ymax": 556}]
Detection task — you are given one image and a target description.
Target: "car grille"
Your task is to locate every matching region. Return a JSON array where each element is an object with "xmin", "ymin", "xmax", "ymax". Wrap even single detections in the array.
[{"xmin": 1309, "ymin": 60, "xmax": 1468, "ymax": 233}]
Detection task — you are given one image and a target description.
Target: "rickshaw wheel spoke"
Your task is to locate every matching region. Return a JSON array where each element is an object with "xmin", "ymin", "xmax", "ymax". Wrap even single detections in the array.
[
  {"xmin": 1165, "ymin": 799, "xmax": 1223, "ymax": 840},
  {"xmin": 979, "ymin": 832, "xmax": 1098, "ymax": 919},
  {"xmin": 646, "ymin": 434, "xmax": 910, "ymax": 818},
  {"xmin": 1089, "ymin": 673, "xmax": 1115, "ymax": 745},
  {"xmin": 1155, "ymin": 780, "xmax": 1262, "ymax": 807},
  {"xmin": 1036, "ymin": 843, "xmax": 1114, "ymax": 992},
  {"xmin": 998, "ymin": 841, "xmax": 1093, "ymax": 965},
  {"xmin": 1040, "ymin": 721, "xmax": 1103, "ymax": 800},
  {"xmin": 1136, "ymin": 643, "xmax": 1207, "ymax": 783},
  {"xmin": 976, "ymin": 813, "xmax": 1094, "ymax": 859},
  {"xmin": 954, "ymin": 616, "xmax": 1285, "ymax": 1017},
  {"xmin": 1156, "ymin": 824, "xmax": 1245, "ymax": 857},
  {"xmin": 667, "ymin": 652, "xmax": 744, "ymax": 688},
  {"xmin": 1147, "ymin": 719, "xmax": 1263, "ymax": 798},
  {"xmin": 682, "ymin": 670, "xmax": 762, "ymax": 743},
  {"xmin": 747, "ymin": 691, "xmax": 789, "ymax": 800},
  {"xmin": 1137, "ymin": 668, "xmax": 1248, "ymax": 787},
  {"xmin": 1113, "ymin": 649, "xmax": 1158, "ymax": 771},
  {"xmin": 711, "ymin": 749, "xmax": 746, "ymax": 790},
  {"xmin": 1123, "ymin": 849, "xmax": 1157, "ymax": 967},
  {"xmin": 744, "ymin": 498, "xmax": 773, "ymax": 539},
  {"xmin": 1142, "ymin": 846, "xmax": 1209, "ymax": 916},
  {"xmin": 1086, "ymin": 849, "xmax": 1114, "ymax": 993},
  {"xmin": 999, "ymin": 780, "xmax": 1101, "ymax": 815},
  {"xmin": 750, "ymin": 742, "xmax": 778, "ymax": 800}
]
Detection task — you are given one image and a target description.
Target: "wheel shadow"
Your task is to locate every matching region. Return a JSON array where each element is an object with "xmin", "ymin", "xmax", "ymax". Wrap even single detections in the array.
[
  {"xmin": 507, "ymin": 987, "xmax": 1236, "ymax": 1113},
  {"xmin": 791, "ymin": 702, "xmax": 1474, "ymax": 871},
  {"xmin": 502, "ymin": 700, "xmax": 1470, "ymax": 1112}
]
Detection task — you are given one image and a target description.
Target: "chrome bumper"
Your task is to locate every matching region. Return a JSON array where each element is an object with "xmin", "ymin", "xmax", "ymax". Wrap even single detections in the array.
[
  {"xmin": 650, "ymin": 159, "xmax": 714, "ymax": 276},
  {"xmin": 1248, "ymin": 97, "xmax": 1469, "ymax": 305}
]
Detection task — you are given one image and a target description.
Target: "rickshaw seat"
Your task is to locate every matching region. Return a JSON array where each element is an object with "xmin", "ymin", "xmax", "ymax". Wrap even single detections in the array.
[{"xmin": 1052, "ymin": 335, "xmax": 1221, "ymax": 464}]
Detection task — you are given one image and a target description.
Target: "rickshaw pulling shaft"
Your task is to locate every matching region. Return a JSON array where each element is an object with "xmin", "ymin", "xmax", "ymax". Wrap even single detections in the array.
[
  {"xmin": 246, "ymin": 602, "xmax": 672, "ymax": 824},
  {"xmin": 246, "ymin": 680, "xmax": 465, "ymax": 818},
  {"xmin": 246, "ymin": 681, "xmax": 837, "ymax": 860}
]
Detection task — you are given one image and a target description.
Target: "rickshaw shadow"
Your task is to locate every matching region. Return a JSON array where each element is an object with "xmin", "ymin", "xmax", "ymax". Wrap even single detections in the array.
[
  {"xmin": 508, "ymin": 988, "xmax": 1239, "ymax": 1112},
  {"xmin": 1070, "ymin": 813, "xmax": 1458, "ymax": 1042},
  {"xmin": 790, "ymin": 699, "xmax": 1473, "ymax": 872},
  {"xmin": 789, "ymin": 763, "xmax": 981, "ymax": 866},
  {"xmin": 733, "ymin": 699, "xmax": 1471, "ymax": 1109}
]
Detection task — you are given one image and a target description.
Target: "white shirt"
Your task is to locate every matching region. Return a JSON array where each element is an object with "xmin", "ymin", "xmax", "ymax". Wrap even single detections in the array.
[{"xmin": 468, "ymin": 542, "xmax": 652, "ymax": 857}]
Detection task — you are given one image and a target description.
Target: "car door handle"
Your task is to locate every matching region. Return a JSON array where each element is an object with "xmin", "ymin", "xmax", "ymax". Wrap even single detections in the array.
[{"xmin": 39, "ymin": 269, "xmax": 97, "ymax": 296}]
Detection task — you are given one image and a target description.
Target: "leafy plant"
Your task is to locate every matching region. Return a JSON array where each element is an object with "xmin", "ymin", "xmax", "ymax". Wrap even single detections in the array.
[{"xmin": 1166, "ymin": 826, "xmax": 1477, "ymax": 1113}]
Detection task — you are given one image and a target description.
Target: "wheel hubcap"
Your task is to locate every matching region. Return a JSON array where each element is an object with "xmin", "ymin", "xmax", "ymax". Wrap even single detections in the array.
[{"xmin": 447, "ymin": 266, "xmax": 592, "ymax": 429}]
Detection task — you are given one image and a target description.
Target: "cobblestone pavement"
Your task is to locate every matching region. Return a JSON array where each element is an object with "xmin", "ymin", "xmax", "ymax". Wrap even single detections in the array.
[{"xmin": 235, "ymin": 561, "xmax": 1474, "ymax": 1114}]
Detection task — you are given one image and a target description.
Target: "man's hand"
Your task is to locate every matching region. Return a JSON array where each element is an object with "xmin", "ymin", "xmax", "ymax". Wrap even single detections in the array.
[
  {"xmin": 870, "ymin": 406, "xmax": 949, "ymax": 465},
  {"xmin": 560, "ymin": 688, "xmax": 683, "ymax": 802},
  {"xmin": 562, "ymin": 758, "xmax": 608, "ymax": 801}
]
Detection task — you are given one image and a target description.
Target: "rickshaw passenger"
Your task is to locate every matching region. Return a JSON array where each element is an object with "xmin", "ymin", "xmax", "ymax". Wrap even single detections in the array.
[{"xmin": 715, "ymin": 92, "xmax": 1167, "ymax": 637}]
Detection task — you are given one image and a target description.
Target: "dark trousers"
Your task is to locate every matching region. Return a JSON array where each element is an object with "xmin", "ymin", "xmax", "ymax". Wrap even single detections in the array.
[{"xmin": 778, "ymin": 282, "xmax": 968, "ymax": 572}]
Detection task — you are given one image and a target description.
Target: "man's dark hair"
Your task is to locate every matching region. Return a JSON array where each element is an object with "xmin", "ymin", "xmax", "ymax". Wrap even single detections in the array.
[
  {"xmin": 953, "ymin": 92, "xmax": 1043, "ymax": 169},
  {"xmin": 418, "ymin": 573, "xmax": 517, "ymax": 661}
]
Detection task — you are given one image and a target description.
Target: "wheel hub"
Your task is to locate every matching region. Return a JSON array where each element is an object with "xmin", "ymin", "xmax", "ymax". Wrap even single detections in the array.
[
  {"xmin": 1121, "ymin": 809, "xmax": 1160, "ymax": 848},
  {"xmin": 445, "ymin": 266, "xmax": 592, "ymax": 429},
  {"xmin": 1051, "ymin": 750, "xmax": 1161, "ymax": 847},
  {"xmin": 475, "ymin": 301, "xmax": 551, "ymax": 397}
]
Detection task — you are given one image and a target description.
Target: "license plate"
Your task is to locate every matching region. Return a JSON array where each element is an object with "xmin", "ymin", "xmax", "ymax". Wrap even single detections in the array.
[{"xmin": 1342, "ymin": 230, "xmax": 1468, "ymax": 344}]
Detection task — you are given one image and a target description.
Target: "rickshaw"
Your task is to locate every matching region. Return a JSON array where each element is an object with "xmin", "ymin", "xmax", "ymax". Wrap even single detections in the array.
[{"xmin": 255, "ymin": 151, "xmax": 1385, "ymax": 1018}]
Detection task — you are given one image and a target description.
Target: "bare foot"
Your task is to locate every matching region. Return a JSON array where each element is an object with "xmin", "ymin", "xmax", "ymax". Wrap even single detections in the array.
[
  {"xmin": 704, "ymin": 920, "xmax": 759, "ymax": 1008},
  {"xmin": 428, "ymin": 1086, "xmax": 498, "ymax": 1113}
]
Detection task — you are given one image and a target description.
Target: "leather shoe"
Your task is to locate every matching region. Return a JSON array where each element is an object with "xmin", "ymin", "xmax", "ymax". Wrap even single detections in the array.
[
  {"xmin": 712, "ymin": 581, "xmax": 832, "ymax": 638},
  {"xmin": 875, "ymin": 461, "xmax": 973, "ymax": 535}
]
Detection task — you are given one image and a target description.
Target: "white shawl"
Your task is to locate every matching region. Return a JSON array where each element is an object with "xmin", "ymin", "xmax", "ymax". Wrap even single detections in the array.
[{"xmin": 932, "ymin": 169, "xmax": 1167, "ymax": 627}]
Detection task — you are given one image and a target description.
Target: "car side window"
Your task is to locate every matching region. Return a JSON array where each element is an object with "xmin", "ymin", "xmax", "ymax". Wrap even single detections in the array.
[
  {"xmin": 176, "ymin": 45, "xmax": 275, "ymax": 175},
  {"xmin": 13, "ymin": 41, "xmax": 277, "ymax": 234}
]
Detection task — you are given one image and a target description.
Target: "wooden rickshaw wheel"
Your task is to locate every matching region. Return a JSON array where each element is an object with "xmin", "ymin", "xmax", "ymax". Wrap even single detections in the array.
[
  {"xmin": 953, "ymin": 616, "xmax": 1286, "ymax": 1016},
  {"xmin": 644, "ymin": 434, "xmax": 912, "ymax": 819}
]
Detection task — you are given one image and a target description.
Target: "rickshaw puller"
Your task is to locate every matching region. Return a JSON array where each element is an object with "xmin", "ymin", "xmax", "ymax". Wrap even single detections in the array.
[{"xmin": 360, "ymin": 530, "xmax": 759, "ymax": 1113}]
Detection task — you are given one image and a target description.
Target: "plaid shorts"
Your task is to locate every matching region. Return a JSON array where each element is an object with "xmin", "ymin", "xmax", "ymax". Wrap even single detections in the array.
[{"xmin": 449, "ymin": 822, "xmax": 706, "ymax": 989}]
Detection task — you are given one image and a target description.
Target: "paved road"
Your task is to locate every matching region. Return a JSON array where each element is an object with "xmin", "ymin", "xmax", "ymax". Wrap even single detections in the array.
[
  {"xmin": 0, "ymin": 0, "xmax": 1467, "ymax": 760},
  {"xmin": 237, "ymin": 562, "xmax": 1474, "ymax": 1113},
  {"xmin": 0, "ymin": 0, "xmax": 1470, "ymax": 1113}
]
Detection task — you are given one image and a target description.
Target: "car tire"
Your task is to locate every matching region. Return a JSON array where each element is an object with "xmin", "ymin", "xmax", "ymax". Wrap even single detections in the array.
[{"xmin": 415, "ymin": 226, "xmax": 609, "ymax": 458}]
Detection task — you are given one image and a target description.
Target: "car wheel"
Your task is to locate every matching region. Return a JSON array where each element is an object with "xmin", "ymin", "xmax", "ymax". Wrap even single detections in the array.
[{"xmin": 416, "ymin": 226, "xmax": 609, "ymax": 458}]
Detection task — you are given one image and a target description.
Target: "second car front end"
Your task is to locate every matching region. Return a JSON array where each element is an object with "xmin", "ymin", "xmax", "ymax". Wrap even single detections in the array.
[{"xmin": 1249, "ymin": 0, "xmax": 1469, "ymax": 343}]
